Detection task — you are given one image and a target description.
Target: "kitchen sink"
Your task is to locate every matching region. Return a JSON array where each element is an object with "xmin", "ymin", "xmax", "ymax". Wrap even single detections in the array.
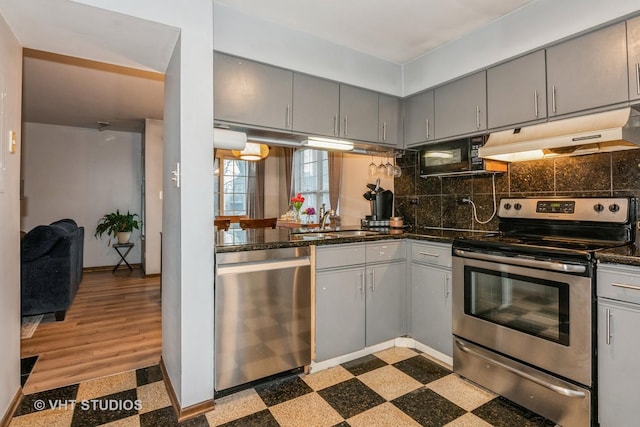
[
  {"xmin": 289, "ymin": 230, "xmax": 380, "ymax": 241},
  {"xmin": 326, "ymin": 230, "xmax": 380, "ymax": 237},
  {"xmin": 289, "ymin": 233, "xmax": 337, "ymax": 241}
]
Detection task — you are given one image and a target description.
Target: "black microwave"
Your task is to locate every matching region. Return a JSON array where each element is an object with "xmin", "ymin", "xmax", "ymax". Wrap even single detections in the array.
[{"xmin": 419, "ymin": 135, "xmax": 506, "ymax": 177}]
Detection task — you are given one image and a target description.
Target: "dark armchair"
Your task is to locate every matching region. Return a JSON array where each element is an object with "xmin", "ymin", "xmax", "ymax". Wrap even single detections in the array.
[{"xmin": 21, "ymin": 219, "xmax": 84, "ymax": 321}]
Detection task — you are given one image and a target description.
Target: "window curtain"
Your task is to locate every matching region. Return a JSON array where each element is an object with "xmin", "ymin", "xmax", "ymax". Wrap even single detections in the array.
[
  {"xmin": 283, "ymin": 147, "xmax": 295, "ymax": 200},
  {"xmin": 328, "ymin": 152, "xmax": 343, "ymax": 212},
  {"xmin": 247, "ymin": 160, "xmax": 265, "ymax": 217}
]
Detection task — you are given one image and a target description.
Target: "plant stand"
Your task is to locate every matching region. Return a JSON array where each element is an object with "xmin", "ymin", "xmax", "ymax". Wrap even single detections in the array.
[{"xmin": 112, "ymin": 242, "xmax": 134, "ymax": 273}]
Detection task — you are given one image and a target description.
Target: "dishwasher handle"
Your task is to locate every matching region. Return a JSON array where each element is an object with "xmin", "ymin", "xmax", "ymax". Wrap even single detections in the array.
[{"xmin": 217, "ymin": 257, "xmax": 310, "ymax": 275}]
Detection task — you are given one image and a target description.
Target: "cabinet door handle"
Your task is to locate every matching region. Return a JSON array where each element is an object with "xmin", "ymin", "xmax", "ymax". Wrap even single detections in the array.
[
  {"xmin": 425, "ymin": 119, "xmax": 430, "ymax": 139},
  {"xmin": 418, "ymin": 251, "xmax": 439, "ymax": 257},
  {"xmin": 359, "ymin": 272, "xmax": 365, "ymax": 295},
  {"xmin": 534, "ymin": 90, "xmax": 539, "ymax": 118},
  {"xmin": 476, "ymin": 106, "xmax": 481, "ymax": 129},
  {"xmin": 636, "ymin": 63, "xmax": 640, "ymax": 96},
  {"xmin": 285, "ymin": 104, "xmax": 290, "ymax": 128},
  {"xmin": 552, "ymin": 85, "xmax": 557, "ymax": 113},
  {"xmin": 606, "ymin": 308, "xmax": 612, "ymax": 345},
  {"xmin": 444, "ymin": 275, "xmax": 450, "ymax": 298},
  {"xmin": 369, "ymin": 270, "xmax": 375, "ymax": 292},
  {"xmin": 382, "ymin": 122, "xmax": 387, "ymax": 141},
  {"xmin": 611, "ymin": 282, "xmax": 640, "ymax": 291},
  {"xmin": 333, "ymin": 115, "xmax": 338, "ymax": 136},
  {"xmin": 344, "ymin": 115, "xmax": 348, "ymax": 136}
]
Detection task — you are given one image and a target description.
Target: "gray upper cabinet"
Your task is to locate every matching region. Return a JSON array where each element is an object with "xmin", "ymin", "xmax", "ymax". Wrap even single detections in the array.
[
  {"xmin": 627, "ymin": 16, "xmax": 640, "ymax": 102},
  {"xmin": 339, "ymin": 84, "xmax": 379, "ymax": 142},
  {"xmin": 378, "ymin": 94, "xmax": 401, "ymax": 146},
  {"xmin": 214, "ymin": 52, "xmax": 293, "ymax": 130},
  {"xmin": 487, "ymin": 50, "xmax": 547, "ymax": 129},
  {"xmin": 546, "ymin": 22, "xmax": 628, "ymax": 117},
  {"xmin": 404, "ymin": 89, "xmax": 434, "ymax": 147},
  {"xmin": 292, "ymin": 73, "xmax": 339, "ymax": 137},
  {"xmin": 435, "ymin": 71, "xmax": 487, "ymax": 140}
]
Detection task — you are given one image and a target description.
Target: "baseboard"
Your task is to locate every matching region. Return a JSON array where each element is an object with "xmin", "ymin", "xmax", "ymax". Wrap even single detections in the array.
[
  {"xmin": 309, "ymin": 338, "xmax": 452, "ymax": 374},
  {"xmin": 159, "ymin": 358, "xmax": 215, "ymax": 422},
  {"xmin": 83, "ymin": 264, "xmax": 142, "ymax": 273},
  {"xmin": 0, "ymin": 388, "xmax": 22, "ymax": 427}
]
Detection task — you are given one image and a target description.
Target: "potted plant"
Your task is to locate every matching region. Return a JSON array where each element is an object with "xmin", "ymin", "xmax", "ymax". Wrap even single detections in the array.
[{"xmin": 95, "ymin": 209, "xmax": 141, "ymax": 244}]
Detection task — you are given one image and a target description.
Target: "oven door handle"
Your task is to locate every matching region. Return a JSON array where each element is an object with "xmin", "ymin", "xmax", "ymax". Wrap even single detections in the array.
[
  {"xmin": 453, "ymin": 249, "xmax": 586, "ymax": 274},
  {"xmin": 454, "ymin": 339, "xmax": 587, "ymax": 399}
]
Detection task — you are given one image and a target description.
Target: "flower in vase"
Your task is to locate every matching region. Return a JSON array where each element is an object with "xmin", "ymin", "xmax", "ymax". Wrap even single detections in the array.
[
  {"xmin": 303, "ymin": 207, "xmax": 315, "ymax": 223},
  {"xmin": 291, "ymin": 193, "xmax": 305, "ymax": 211},
  {"xmin": 291, "ymin": 193, "xmax": 305, "ymax": 221}
]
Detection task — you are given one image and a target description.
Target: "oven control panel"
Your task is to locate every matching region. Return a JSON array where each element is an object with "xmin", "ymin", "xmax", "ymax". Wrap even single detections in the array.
[
  {"xmin": 536, "ymin": 201, "xmax": 575, "ymax": 214},
  {"xmin": 499, "ymin": 197, "xmax": 630, "ymax": 223}
]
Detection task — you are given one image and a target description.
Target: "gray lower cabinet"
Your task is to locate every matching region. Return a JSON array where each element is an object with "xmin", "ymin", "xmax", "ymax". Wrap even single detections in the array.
[
  {"xmin": 487, "ymin": 50, "xmax": 547, "ymax": 129},
  {"xmin": 315, "ymin": 265, "xmax": 366, "ymax": 362},
  {"xmin": 292, "ymin": 73, "xmax": 339, "ymax": 137},
  {"xmin": 546, "ymin": 22, "xmax": 628, "ymax": 117},
  {"xmin": 409, "ymin": 241, "xmax": 452, "ymax": 357},
  {"xmin": 597, "ymin": 263, "xmax": 640, "ymax": 427},
  {"xmin": 214, "ymin": 52, "xmax": 293, "ymax": 130},
  {"xmin": 627, "ymin": 16, "xmax": 640, "ymax": 102},
  {"xmin": 366, "ymin": 261, "xmax": 406, "ymax": 346},
  {"xmin": 378, "ymin": 94, "xmax": 401, "ymax": 147},
  {"xmin": 434, "ymin": 71, "xmax": 486, "ymax": 140},
  {"xmin": 339, "ymin": 84, "xmax": 379, "ymax": 142},
  {"xmin": 315, "ymin": 240, "xmax": 406, "ymax": 362},
  {"xmin": 404, "ymin": 89, "xmax": 434, "ymax": 147}
]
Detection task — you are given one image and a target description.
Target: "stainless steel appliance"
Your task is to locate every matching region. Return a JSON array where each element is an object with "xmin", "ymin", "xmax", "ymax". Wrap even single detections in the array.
[
  {"xmin": 215, "ymin": 247, "xmax": 311, "ymax": 392},
  {"xmin": 419, "ymin": 134, "xmax": 507, "ymax": 177},
  {"xmin": 452, "ymin": 197, "xmax": 637, "ymax": 427}
]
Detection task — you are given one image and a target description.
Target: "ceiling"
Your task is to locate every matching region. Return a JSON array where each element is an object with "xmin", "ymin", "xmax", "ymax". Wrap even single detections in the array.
[
  {"xmin": 214, "ymin": 0, "xmax": 537, "ymax": 64},
  {"xmin": 15, "ymin": 0, "xmax": 537, "ymax": 132}
]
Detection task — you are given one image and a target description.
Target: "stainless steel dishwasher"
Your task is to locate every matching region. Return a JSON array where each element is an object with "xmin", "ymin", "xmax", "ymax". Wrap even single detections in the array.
[{"xmin": 215, "ymin": 246, "xmax": 311, "ymax": 392}]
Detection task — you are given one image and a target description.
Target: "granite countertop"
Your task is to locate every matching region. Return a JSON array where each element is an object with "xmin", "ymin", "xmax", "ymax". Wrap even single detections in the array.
[
  {"xmin": 215, "ymin": 226, "xmax": 490, "ymax": 253},
  {"xmin": 596, "ymin": 244, "xmax": 640, "ymax": 267}
]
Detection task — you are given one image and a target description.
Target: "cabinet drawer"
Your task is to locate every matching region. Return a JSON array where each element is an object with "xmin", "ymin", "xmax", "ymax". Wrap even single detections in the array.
[
  {"xmin": 365, "ymin": 241, "xmax": 406, "ymax": 263},
  {"xmin": 598, "ymin": 264, "xmax": 640, "ymax": 305},
  {"xmin": 316, "ymin": 243, "xmax": 366, "ymax": 270},
  {"xmin": 410, "ymin": 241, "xmax": 452, "ymax": 267}
]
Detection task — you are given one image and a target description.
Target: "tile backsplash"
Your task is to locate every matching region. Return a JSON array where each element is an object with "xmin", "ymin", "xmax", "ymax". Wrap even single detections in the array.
[{"xmin": 394, "ymin": 149, "xmax": 640, "ymax": 232}]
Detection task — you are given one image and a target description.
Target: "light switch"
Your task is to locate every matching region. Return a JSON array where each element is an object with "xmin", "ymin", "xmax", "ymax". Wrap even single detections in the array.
[{"xmin": 8, "ymin": 130, "xmax": 15, "ymax": 154}]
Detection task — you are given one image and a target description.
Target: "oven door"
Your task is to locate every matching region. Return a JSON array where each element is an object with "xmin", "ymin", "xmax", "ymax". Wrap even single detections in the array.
[{"xmin": 452, "ymin": 249, "xmax": 593, "ymax": 387}]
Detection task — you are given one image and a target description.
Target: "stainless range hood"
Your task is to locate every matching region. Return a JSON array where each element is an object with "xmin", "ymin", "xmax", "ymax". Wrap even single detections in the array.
[{"xmin": 479, "ymin": 107, "xmax": 640, "ymax": 162}]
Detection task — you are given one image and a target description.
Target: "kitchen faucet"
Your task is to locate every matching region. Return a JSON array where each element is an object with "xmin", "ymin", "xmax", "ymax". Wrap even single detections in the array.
[{"xmin": 319, "ymin": 209, "xmax": 335, "ymax": 230}]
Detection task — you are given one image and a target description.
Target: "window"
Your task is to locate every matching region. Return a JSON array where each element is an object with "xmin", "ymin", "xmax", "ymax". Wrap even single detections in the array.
[
  {"xmin": 293, "ymin": 149, "xmax": 330, "ymax": 214},
  {"xmin": 214, "ymin": 156, "xmax": 253, "ymax": 216}
]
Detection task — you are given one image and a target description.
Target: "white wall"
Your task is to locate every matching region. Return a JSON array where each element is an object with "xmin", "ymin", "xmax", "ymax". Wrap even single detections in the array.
[
  {"xmin": 0, "ymin": 11, "xmax": 22, "ymax": 421},
  {"xmin": 340, "ymin": 153, "xmax": 394, "ymax": 226},
  {"xmin": 75, "ymin": 0, "xmax": 216, "ymax": 409},
  {"xmin": 144, "ymin": 118, "xmax": 162, "ymax": 275},
  {"xmin": 21, "ymin": 123, "xmax": 142, "ymax": 268},
  {"xmin": 213, "ymin": 3, "xmax": 402, "ymax": 96},
  {"xmin": 404, "ymin": 0, "xmax": 640, "ymax": 95}
]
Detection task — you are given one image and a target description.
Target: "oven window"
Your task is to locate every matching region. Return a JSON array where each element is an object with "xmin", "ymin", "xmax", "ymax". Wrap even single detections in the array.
[{"xmin": 464, "ymin": 267, "xmax": 569, "ymax": 345}]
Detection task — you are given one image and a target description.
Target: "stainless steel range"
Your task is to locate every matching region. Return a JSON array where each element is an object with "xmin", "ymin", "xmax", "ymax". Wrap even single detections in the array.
[{"xmin": 452, "ymin": 197, "xmax": 637, "ymax": 427}]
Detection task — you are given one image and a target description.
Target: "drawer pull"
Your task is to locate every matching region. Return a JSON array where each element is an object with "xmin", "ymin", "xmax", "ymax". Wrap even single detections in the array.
[
  {"xmin": 418, "ymin": 252, "xmax": 440, "ymax": 257},
  {"xmin": 611, "ymin": 282, "xmax": 640, "ymax": 291}
]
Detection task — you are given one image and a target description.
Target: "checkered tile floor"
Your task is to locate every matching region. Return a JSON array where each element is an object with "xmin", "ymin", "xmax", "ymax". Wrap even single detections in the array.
[{"xmin": 13, "ymin": 347, "xmax": 555, "ymax": 426}]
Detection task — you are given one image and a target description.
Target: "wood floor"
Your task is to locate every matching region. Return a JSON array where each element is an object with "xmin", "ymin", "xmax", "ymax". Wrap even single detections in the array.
[{"xmin": 21, "ymin": 268, "xmax": 161, "ymax": 394}]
